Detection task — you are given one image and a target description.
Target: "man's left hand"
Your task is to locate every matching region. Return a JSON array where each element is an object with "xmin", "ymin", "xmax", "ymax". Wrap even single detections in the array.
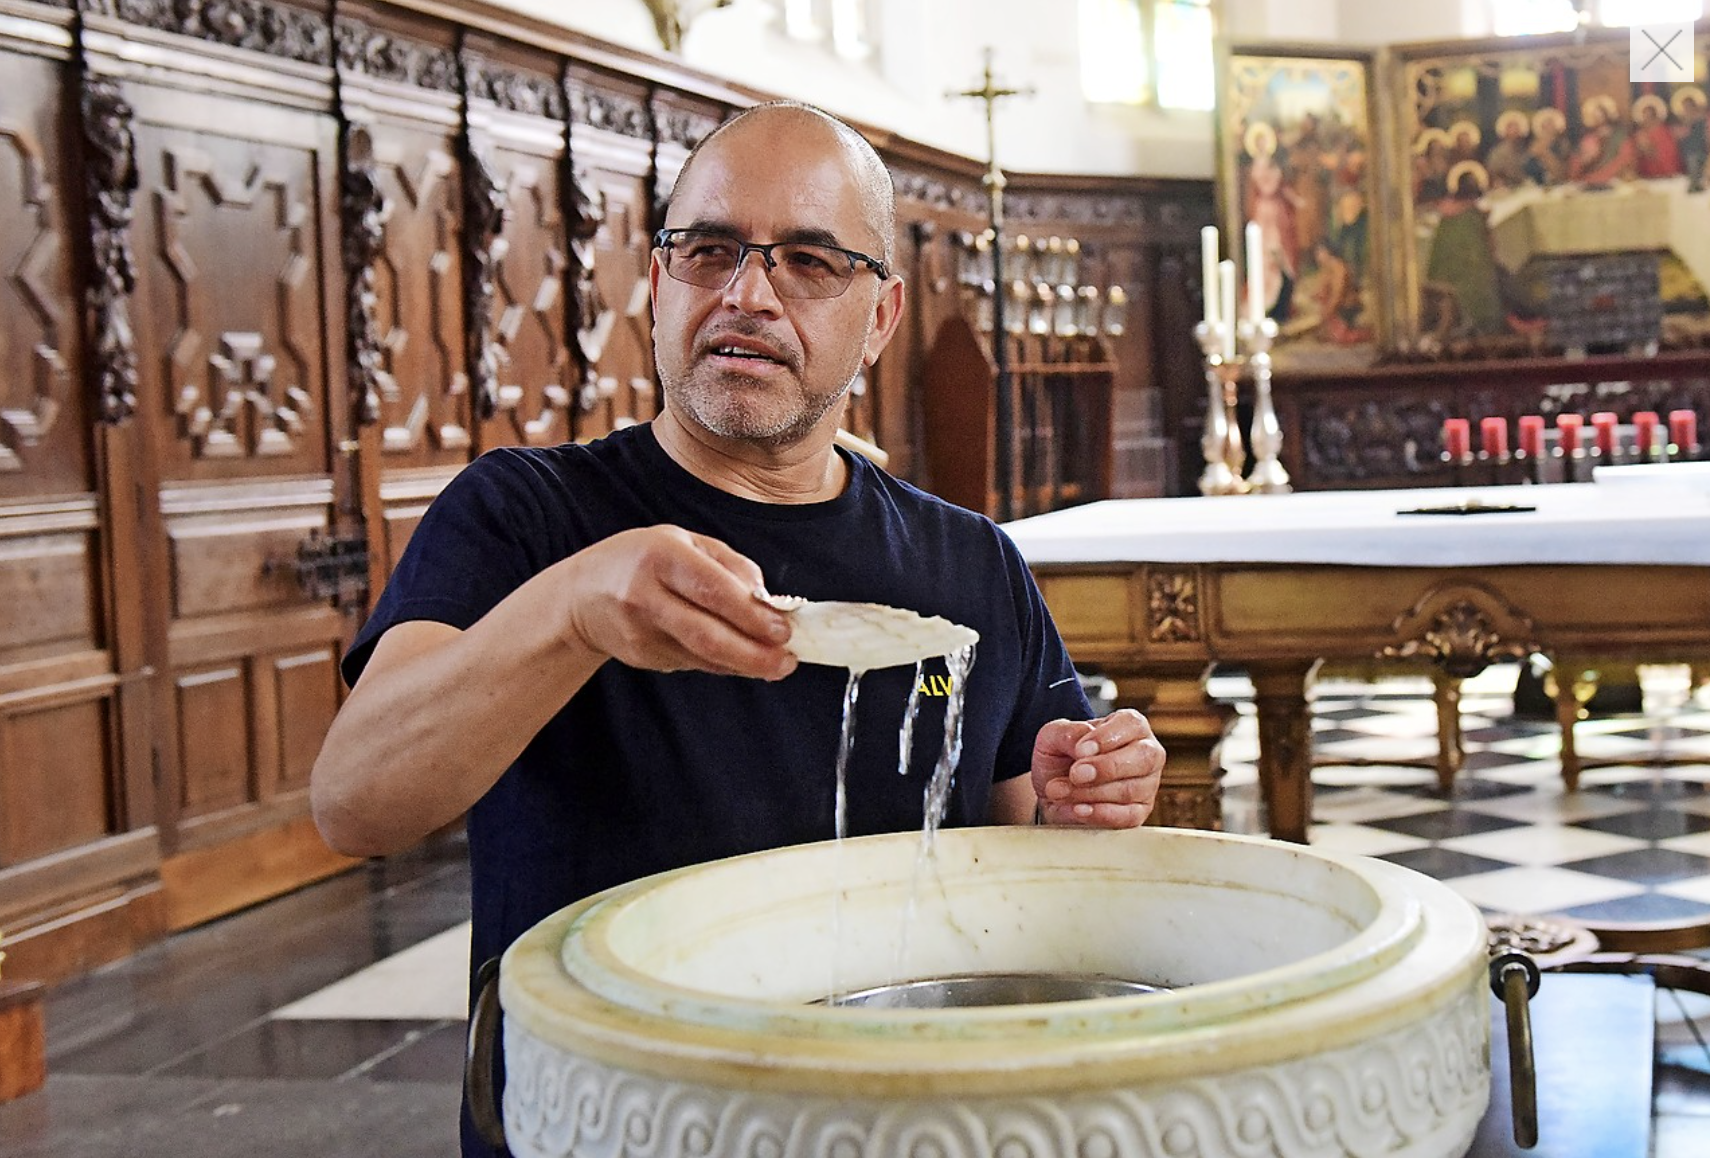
[{"xmin": 1030, "ymin": 709, "xmax": 1165, "ymax": 828}]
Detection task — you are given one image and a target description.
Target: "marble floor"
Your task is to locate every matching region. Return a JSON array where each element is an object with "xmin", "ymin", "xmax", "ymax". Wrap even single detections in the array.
[{"xmin": 4, "ymin": 665, "xmax": 1710, "ymax": 1156}]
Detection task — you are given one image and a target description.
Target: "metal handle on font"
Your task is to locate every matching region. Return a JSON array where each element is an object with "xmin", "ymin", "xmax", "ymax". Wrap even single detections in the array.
[{"xmin": 1489, "ymin": 950, "xmax": 1541, "ymax": 1149}]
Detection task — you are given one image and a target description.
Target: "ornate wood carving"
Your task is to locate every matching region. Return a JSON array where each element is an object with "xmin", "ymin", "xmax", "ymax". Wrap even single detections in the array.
[
  {"xmin": 0, "ymin": 120, "xmax": 69, "ymax": 469},
  {"xmin": 489, "ymin": 162, "xmax": 571, "ymax": 445},
  {"xmin": 1152, "ymin": 784, "xmax": 1222, "ymax": 831},
  {"xmin": 462, "ymin": 145, "xmax": 507, "ymax": 420},
  {"xmin": 83, "ymin": 0, "xmax": 332, "ymax": 67},
  {"xmin": 341, "ymin": 126, "xmax": 385, "ymax": 427},
  {"xmin": 333, "ymin": 15, "xmax": 457, "ymax": 92},
  {"xmin": 570, "ymin": 83, "xmax": 650, "ymax": 140},
  {"xmin": 652, "ymin": 100, "xmax": 719, "ymax": 153},
  {"xmin": 1007, "ymin": 191, "xmax": 1147, "ymax": 227},
  {"xmin": 182, "ymin": 331, "xmax": 309, "ymax": 457},
  {"xmin": 889, "ymin": 166, "xmax": 979, "ymax": 213},
  {"xmin": 81, "ymin": 75, "xmax": 138, "ymax": 425},
  {"xmin": 1299, "ymin": 397, "xmax": 1452, "ymax": 483},
  {"xmin": 463, "ymin": 52, "xmax": 565, "ymax": 120},
  {"xmin": 369, "ymin": 143, "xmax": 467, "ymax": 456},
  {"xmin": 1146, "ymin": 569, "xmax": 1201, "ymax": 643},
  {"xmin": 568, "ymin": 164, "xmax": 608, "ymax": 413},
  {"xmin": 1381, "ymin": 582, "xmax": 1541, "ymax": 679},
  {"xmin": 158, "ymin": 148, "xmax": 316, "ymax": 459}
]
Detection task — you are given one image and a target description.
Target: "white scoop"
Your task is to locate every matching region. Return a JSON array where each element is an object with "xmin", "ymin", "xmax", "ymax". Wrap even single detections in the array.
[{"xmin": 757, "ymin": 590, "xmax": 979, "ymax": 672}]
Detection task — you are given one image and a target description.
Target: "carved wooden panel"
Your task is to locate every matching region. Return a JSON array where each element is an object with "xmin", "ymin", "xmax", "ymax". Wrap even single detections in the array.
[
  {"xmin": 356, "ymin": 124, "xmax": 471, "ymax": 463},
  {"xmin": 466, "ymin": 38, "xmax": 572, "ymax": 451},
  {"xmin": 268, "ymin": 646, "xmax": 338, "ymax": 794},
  {"xmin": 335, "ymin": 3, "xmax": 468, "ymax": 468},
  {"xmin": 114, "ymin": 77, "xmax": 348, "ymax": 845},
  {"xmin": 174, "ymin": 663, "xmax": 251, "ymax": 817},
  {"xmin": 166, "ymin": 505, "xmax": 323, "ymax": 619},
  {"xmin": 0, "ymin": 524, "xmax": 98, "ymax": 661},
  {"xmin": 0, "ymin": 44, "xmax": 87, "ymax": 497},
  {"xmin": 567, "ymin": 74, "xmax": 657, "ymax": 442},
  {"xmin": 128, "ymin": 111, "xmax": 333, "ymax": 480},
  {"xmin": 83, "ymin": 0, "xmax": 332, "ymax": 68},
  {"xmin": 377, "ymin": 465, "xmax": 454, "ymax": 577},
  {"xmin": 0, "ymin": 695, "xmax": 115, "ymax": 867}
]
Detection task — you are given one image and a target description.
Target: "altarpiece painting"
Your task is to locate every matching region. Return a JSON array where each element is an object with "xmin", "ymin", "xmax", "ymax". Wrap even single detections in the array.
[
  {"xmin": 1221, "ymin": 46, "xmax": 1385, "ymax": 371},
  {"xmin": 1394, "ymin": 29, "xmax": 1710, "ymax": 359}
]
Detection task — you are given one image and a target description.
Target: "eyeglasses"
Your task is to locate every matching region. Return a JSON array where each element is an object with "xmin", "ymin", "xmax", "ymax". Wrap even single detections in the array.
[{"xmin": 653, "ymin": 228, "xmax": 890, "ymax": 300}]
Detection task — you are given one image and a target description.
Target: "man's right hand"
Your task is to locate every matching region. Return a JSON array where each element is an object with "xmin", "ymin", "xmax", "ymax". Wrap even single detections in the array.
[{"xmin": 559, "ymin": 526, "xmax": 798, "ymax": 681}]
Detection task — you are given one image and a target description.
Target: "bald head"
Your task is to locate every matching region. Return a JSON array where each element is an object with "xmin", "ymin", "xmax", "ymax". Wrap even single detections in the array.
[{"xmin": 670, "ymin": 101, "xmax": 896, "ymax": 265}]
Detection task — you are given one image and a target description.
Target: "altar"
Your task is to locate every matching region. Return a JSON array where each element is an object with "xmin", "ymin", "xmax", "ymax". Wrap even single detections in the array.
[{"xmin": 1004, "ymin": 475, "xmax": 1710, "ymax": 842}]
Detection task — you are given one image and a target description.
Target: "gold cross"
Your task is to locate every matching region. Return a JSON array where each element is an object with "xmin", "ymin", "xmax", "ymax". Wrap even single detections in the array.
[{"xmin": 949, "ymin": 48, "xmax": 1034, "ymax": 205}]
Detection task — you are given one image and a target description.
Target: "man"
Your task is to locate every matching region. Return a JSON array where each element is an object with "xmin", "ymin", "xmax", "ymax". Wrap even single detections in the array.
[{"xmin": 309, "ymin": 101, "xmax": 1164, "ymax": 1156}]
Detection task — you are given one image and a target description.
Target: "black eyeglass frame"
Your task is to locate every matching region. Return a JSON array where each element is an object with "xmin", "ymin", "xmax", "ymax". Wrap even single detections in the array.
[{"xmin": 652, "ymin": 228, "xmax": 891, "ymax": 297}]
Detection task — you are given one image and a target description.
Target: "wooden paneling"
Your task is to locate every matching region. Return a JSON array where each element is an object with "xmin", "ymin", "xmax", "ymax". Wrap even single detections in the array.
[
  {"xmin": 336, "ymin": 1, "xmax": 471, "ymax": 470},
  {"xmin": 159, "ymin": 813, "xmax": 356, "ymax": 932},
  {"xmin": 174, "ymin": 664, "xmax": 252, "ymax": 816},
  {"xmin": 127, "ymin": 109, "xmax": 334, "ymax": 483},
  {"xmin": 1269, "ymin": 350, "xmax": 1710, "ymax": 492},
  {"xmin": 465, "ymin": 34, "xmax": 573, "ymax": 452},
  {"xmin": 0, "ymin": 20, "xmax": 88, "ymax": 500},
  {"xmin": 0, "ymin": 524, "xmax": 97, "ymax": 659},
  {"xmin": 0, "ymin": 980, "xmax": 47, "ymax": 1101},
  {"xmin": 270, "ymin": 646, "xmax": 339, "ymax": 793},
  {"xmin": 0, "ymin": 693, "xmax": 114, "ymax": 865},
  {"xmin": 377, "ymin": 464, "xmax": 456, "ymax": 575},
  {"xmin": 560, "ymin": 70, "xmax": 670, "ymax": 442}
]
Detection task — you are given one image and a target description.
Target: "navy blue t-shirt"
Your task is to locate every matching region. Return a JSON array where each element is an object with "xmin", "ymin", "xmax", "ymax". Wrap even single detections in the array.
[{"xmin": 343, "ymin": 422, "xmax": 1090, "ymax": 976}]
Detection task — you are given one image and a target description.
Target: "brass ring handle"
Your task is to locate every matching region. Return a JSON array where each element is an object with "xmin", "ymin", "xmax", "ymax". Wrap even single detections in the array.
[
  {"xmin": 1489, "ymin": 950, "xmax": 1541, "ymax": 1149},
  {"xmin": 466, "ymin": 956, "xmax": 508, "ymax": 1152}
]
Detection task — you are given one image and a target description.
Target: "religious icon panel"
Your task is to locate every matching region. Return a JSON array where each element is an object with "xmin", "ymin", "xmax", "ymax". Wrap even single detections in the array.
[
  {"xmin": 1393, "ymin": 28, "xmax": 1710, "ymax": 361},
  {"xmin": 1220, "ymin": 46, "xmax": 1385, "ymax": 372}
]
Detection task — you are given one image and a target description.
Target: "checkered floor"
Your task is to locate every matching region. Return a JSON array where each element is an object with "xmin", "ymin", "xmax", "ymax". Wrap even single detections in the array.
[{"xmin": 1216, "ymin": 664, "xmax": 1710, "ymax": 928}]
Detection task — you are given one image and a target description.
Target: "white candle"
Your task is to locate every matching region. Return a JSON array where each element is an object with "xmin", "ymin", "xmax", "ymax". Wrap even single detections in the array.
[
  {"xmin": 1219, "ymin": 259, "xmax": 1237, "ymax": 358},
  {"xmin": 1245, "ymin": 219, "xmax": 1265, "ymax": 323},
  {"xmin": 1201, "ymin": 225, "xmax": 1220, "ymax": 326}
]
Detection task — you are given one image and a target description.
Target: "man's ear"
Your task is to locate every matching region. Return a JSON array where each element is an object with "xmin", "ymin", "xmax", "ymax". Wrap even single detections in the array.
[
  {"xmin": 648, "ymin": 249, "xmax": 663, "ymax": 313},
  {"xmin": 862, "ymin": 275, "xmax": 906, "ymax": 366}
]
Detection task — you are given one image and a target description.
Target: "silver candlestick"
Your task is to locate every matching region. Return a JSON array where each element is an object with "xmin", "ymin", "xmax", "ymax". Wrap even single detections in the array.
[
  {"xmin": 1240, "ymin": 316, "xmax": 1291, "ymax": 493},
  {"xmin": 1192, "ymin": 319, "xmax": 1249, "ymax": 496}
]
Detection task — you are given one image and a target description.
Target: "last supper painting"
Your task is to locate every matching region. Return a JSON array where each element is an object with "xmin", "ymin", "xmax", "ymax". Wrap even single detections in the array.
[{"xmin": 1395, "ymin": 28, "xmax": 1710, "ymax": 360}]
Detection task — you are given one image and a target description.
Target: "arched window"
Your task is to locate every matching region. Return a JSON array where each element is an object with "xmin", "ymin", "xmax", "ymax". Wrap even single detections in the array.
[{"xmin": 1079, "ymin": 0, "xmax": 1214, "ymax": 110}]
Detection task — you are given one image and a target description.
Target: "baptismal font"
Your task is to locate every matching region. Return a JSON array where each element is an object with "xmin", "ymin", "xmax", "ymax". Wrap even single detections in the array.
[{"xmin": 1195, "ymin": 223, "xmax": 1290, "ymax": 496}]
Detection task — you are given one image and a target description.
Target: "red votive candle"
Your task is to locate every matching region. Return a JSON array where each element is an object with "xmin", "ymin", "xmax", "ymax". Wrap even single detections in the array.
[
  {"xmin": 1442, "ymin": 417, "xmax": 1470, "ymax": 460},
  {"xmin": 1591, "ymin": 411, "xmax": 1619, "ymax": 457},
  {"xmin": 1556, "ymin": 413, "xmax": 1582, "ymax": 454},
  {"xmin": 1480, "ymin": 416, "xmax": 1509, "ymax": 458},
  {"xmin": 1671, "ymin": 409, "xmax": 1699, "ymax": 455},
  {"xmin": 1517, "ymin": 415, "xmax": 1545, "ymax": 458},
  {"xmin": 1632, "ymin": 411, "xmax": 1658, "ymax": 459}
]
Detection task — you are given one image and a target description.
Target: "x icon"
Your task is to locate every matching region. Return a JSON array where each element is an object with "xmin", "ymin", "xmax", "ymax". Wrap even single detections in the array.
[{"xmin": 1642, "ymin": 29, "xmax": 1683, "ymax": 71}]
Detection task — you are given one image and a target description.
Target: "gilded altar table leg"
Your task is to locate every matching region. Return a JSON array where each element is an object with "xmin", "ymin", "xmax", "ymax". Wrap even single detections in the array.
[
  {"xmin": 1108, "ymin": 668, "xmax": 1232, "ymax": 832},
  {"xmin": 1547, "ymin": 657, "xmax": 1598, "ymax": 793},
  {"xmin": 1252, "ymin": 661, "xmax": 1320, "ymax": 844},
  {"xmin": 1434, "ymin": 671, "xmax": 1465, "ymax": 794}
]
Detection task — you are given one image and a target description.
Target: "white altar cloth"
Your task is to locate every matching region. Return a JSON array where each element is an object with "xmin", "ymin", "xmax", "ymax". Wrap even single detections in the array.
[{"xmin": 1002, "ymin": 481, "xmax": 1710, "ymax": 568}]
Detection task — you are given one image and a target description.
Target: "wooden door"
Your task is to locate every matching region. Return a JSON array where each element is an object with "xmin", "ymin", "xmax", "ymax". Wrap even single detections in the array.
[
  {"xmin": 0, "ymin": 4, "xmax": 163, "ymax": 979},
  {"xmin": 84, "ymin": 8, "xmax": 357, "ymax": 933},
  {"xmin": 462, "ymin": 36, "xmax": 574, "ymax": 455},
  {"xmin": 335, "ymin": 2, "xmax": 471, "ymax": 571}
]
